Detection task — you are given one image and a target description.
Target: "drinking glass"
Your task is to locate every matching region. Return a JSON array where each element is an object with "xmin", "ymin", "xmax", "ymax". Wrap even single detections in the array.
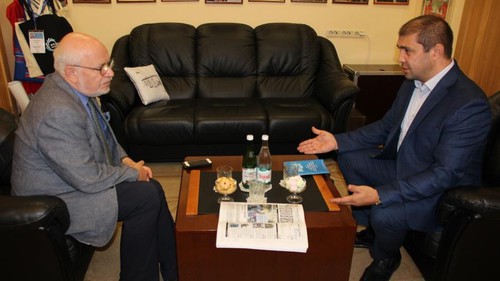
[
  {"xmin": 282, "ymin": 164, "xmax": 306, "ymax": 203},
  {"xmin": 214, "ymin": 165, "xmax": 237, "ymax": 203}
]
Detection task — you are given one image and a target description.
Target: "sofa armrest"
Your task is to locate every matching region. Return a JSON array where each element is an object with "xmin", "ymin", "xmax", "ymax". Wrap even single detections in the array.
[
  {"xmin": 100, "ymin": 35, "xmax": 139, "ymax": 146},
  {"xmin": 439, "ymin": 186, "xmax": 500, "ymax": 224},
  {"xmin": 314, "ymin": 37, "xmax": 359, "ymax": 133},
  {"xmin": 0, "ymin": 195, "xmax": 70, "ymax": 233}
]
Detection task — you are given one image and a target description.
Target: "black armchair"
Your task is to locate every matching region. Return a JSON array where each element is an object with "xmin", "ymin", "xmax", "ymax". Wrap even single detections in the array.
[
  {"xmin": 0, "ymin": 108, "xmax": 94, "ymax": 281},
  {"xmin": 404, "ymin": 91, "xmax": 500, "ymax": 281}
]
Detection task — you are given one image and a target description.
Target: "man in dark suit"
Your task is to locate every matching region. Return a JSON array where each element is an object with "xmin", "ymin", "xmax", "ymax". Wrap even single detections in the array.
[
  {"xmin": 298, "ymin": 15, "xmax": 491, "ymax": 281},
  {"xmin": 11, "ymin": 32, "xmax": 178, "ymax": 281}
]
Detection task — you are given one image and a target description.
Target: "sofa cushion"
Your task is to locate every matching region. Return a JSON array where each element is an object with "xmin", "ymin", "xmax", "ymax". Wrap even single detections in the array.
[
  {"xmin": 196, "ymin": 23, "xmax": 257, "ymax": 99},
  {"xmin": 124, "ymin": 64, "xmax": 170, "ymax": 105},
  {"xmin": 255, "ymin": 23, "xmax": 319, "ymax": 98},
  {"xmin": 262, "ymin": 98, "xmax": 334, "ymax": 143},
  {"xmin": 195, "ymin": 98, "xmax": 267, "ymax": 144},
  {"xmin": 126, "ymin": 99, "xmax": 195, "ymax": 145},
  {"xmin": 129, "ymin": 23, "xmax": 197, "ymax": 100}
]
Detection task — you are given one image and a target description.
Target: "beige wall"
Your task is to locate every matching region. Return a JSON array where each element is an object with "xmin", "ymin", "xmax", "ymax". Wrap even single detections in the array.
[{"xmin": 1, "ymin": 0, "xmax": 465, "ymax": 79}]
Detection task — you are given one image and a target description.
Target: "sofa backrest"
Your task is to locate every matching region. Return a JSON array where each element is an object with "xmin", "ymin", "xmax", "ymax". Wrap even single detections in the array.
[
  {"xmin": 129, "ymin": 23, "xmax": 197, "ymax": 100},
  {"xmin": 123, "ymin": 22, "xmax": 321, "ymax": 100},
  {"xmin": 197, "ymin": 23, "xmax": 256, "ymax": 98},
  {"xmin": 255, "ymin": 23, "xmax": 319, "ymax": 98}
]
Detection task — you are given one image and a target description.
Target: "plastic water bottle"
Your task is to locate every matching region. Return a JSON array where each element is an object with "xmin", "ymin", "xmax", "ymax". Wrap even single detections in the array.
[
  {"xmin": 242, "ymin": 134, "xmax": 257, "ymax": 189},
  {"xmin": 257, "ymin": 134, "xmax": 272, "ymax": 187}
]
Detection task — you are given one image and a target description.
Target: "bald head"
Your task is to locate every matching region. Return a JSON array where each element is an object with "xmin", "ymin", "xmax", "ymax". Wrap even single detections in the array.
[
  {"xmin": 53, "ymin": 32, "xmax": 108, "ymax": 76},
  {"xmin": 53, "ymin": 32, "xmax": 114, "ymax": 97}
]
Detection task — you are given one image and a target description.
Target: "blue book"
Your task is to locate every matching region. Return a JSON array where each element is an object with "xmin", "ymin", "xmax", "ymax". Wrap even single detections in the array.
[{"xmin": 283, "ymin": 159, "xmax": 329, "ymax": 176}]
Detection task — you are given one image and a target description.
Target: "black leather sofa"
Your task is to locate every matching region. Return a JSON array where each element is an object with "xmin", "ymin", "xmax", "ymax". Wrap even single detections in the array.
[
  {"xmin": 404, "ymin": 91, "xmax": 500, "ymax": 281},
  {"xmin": 0, "ymin": 108, "xmax": 94, "ymax": 281},
  {"xmin": 100, "ymin": 22, "xmax": 359, "ymax": 162}
]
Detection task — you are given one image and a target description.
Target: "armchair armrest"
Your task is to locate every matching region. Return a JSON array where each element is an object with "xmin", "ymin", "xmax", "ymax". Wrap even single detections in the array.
[
  {"xmin": 439, "ymin": 186, "xmax": 500, "ymax": 224},
  {"xmin": 433, "ymin": 186, "xmax": 500, "ymax": 281},
  {"xmin": 314, "ymin": 37, "xmax": 359, "ymax": 133},
  {"xmin": 0, "ymin": 195, "xmax": 95, "ymax": 281},
  {"xmin": 0, "ymin": 195, "xmax": 70, "ymax": 233}
]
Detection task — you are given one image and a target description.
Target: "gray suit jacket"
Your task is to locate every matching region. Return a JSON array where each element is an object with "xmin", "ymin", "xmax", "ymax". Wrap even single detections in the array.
[{"xmin": 11, "ymin": 73, "xmax": 138, "ymax": 247}]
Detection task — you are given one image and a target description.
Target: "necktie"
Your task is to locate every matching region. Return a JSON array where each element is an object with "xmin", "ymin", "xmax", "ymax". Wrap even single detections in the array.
[{"xmin": 88, "ymin": 98, "xmax": 113, "ymax": 164}]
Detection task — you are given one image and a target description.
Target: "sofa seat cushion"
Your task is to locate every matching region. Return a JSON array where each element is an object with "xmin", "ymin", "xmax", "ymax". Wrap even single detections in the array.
[
  {"xmin": 262, "ymin": 98, "xmax": 334, "ymax": 143},
  {"xmin": 126, "ymin": 99, "xmax": 195, "ymax": 145},
  {"xmin": 195, "ymin": 98, "xmax": 267, "ymax": 144}
]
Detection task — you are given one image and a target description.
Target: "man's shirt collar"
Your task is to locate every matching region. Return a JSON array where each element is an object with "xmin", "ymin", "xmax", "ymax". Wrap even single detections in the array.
[{"xmin": 414, "ymin": 60, "xmax": 455, "ymax": 93}]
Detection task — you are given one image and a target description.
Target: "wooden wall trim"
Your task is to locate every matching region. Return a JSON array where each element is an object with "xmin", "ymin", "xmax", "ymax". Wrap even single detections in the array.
[
  {"xmin": 0, "ymin": 24, "xmax": 14, "ymax": 113},
  {"xmin": 455, "ymin": 0, "xmax": 500, "ymax": 96}
]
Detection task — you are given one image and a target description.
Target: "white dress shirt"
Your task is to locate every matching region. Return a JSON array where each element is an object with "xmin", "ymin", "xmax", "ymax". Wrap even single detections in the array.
[{"xmin": 397, "ymin": 60, "xmax": 455, "ymax": 150}]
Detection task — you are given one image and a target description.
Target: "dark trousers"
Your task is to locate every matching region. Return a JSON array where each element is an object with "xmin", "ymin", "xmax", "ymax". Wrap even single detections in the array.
[
  {"xmin": 337, "ymin": 148, "xmax": 409, "ymax": 260},
  {"xmin": 116, "ymin": 179, "xmax": 177, "ymax": 281}
]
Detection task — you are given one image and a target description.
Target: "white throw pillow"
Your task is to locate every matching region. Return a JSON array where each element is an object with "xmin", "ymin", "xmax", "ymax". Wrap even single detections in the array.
[{"xmin": 124, "ymin": 64, "xmax": 170, "ymax": 105}]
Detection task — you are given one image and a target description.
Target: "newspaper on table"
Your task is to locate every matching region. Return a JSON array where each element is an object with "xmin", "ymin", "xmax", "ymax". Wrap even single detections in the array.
[{"xmin": 216, "ymin": 202, "xmax": 308, "ymax": 253}]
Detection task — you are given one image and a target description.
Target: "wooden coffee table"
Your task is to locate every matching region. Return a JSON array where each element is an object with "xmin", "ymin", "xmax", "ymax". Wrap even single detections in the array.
[{"xmin": 175, "ymin": 155, "xmax": 356, "ymax": 281}]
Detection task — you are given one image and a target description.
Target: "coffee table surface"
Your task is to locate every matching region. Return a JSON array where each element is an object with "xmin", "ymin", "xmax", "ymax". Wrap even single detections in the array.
[{"xmin": 175, "ymin": 154, "xmax": 356, "ymax": 281}]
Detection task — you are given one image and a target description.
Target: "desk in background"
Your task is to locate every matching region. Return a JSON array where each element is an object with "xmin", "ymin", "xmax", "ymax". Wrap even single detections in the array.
[{"xmin": 344, "ymin": 64, "xmax": 405, "ymax": 125}]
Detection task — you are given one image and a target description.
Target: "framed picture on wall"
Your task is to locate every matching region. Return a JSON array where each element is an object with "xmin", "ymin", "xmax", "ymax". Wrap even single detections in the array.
[
  {"xmin": 73, "ymin": 0, "xmax": 110, "ymax": 3},
  {"xmin": 374, "ymin": 0, "xmax": 409, "ymax": 5},
  {"xmin": 249, "ymin": 0, "xmax": 285, "ymax": 2},
  {"xmin": 422, "ymin": 0, "xmax": 451, "ymax": 19},
  {"xmin": 205, "ymin": 0, "xmax": 242, "ymax": 3},
  {"xmin": 292, "ymin": 0, "xmax": 327, "ymax": 3},
  {"xmin": 332, "ymin": 0, "xmax": 368, "ymax": 4},
  {"xmin": 117, "ymin": 0, "xmax": 155, "ymax": 2}
]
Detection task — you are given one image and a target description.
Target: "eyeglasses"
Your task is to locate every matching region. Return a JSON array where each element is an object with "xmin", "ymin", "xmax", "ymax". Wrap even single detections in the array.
[{"xmin": 71, "ymin": 59, "xmax": 114, "ymax": 76}]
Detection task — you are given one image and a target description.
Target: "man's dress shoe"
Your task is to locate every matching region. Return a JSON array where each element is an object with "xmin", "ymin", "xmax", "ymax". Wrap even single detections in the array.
[
  {"xmin": 355, "ymin": 228, "xmax": 374, "ymax": 249},
  {"xmin": 359, "ymin": 251, "xmax": 402, "ymax": 281}
]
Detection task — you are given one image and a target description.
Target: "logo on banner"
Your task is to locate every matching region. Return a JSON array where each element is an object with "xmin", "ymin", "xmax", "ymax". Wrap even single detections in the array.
[{"xmin": 46, "ymin": 38, "xmax": 58, "ymax": 52}]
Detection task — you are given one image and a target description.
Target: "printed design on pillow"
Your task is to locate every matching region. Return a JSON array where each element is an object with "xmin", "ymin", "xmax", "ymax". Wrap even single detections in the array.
[
  {"xmin": 124, "ymin": 64, "xmax": 170, "ymax": 105},
  {"xmin": 142, "ymin": 74, "xmax": 163, "ymax": 89}
]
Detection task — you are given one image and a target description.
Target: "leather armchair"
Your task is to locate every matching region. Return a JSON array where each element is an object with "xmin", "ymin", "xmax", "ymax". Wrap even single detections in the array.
[
  {"xmin": 404, "ymin": 91, "xmax": 500, "ymax": 281},
  {"xmin": 0, "ymin": 108, "xmax": 94, "ymax": 281}
]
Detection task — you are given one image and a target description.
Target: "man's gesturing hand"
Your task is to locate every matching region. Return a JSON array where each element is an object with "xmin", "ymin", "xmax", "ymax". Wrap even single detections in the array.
[{"xmin": 330, "ymin": 184, "xmax": 381, "ymax": 207}]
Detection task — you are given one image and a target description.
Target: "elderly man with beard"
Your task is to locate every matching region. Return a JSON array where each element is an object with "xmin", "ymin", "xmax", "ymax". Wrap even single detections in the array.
[{"xmin": 11, "ymin": 32, "xmax": 178, "ymax": 281}]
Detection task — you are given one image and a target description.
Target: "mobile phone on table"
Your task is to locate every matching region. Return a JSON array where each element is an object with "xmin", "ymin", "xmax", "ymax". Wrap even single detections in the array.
[{"xmin": 182, "ymin": 158, "xmax": 212, "ymax": 169}]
